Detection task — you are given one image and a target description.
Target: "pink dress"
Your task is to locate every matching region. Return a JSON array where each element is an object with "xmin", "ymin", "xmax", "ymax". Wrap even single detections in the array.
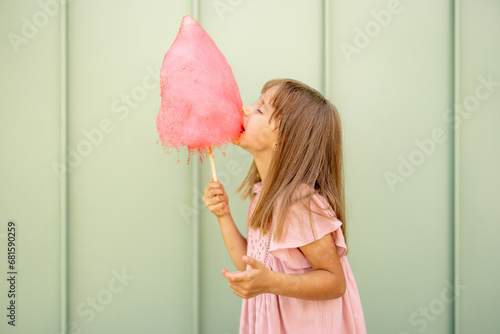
[{"xmin": 239, "ymin": 182, "xmax": 367, "ymax": 334}]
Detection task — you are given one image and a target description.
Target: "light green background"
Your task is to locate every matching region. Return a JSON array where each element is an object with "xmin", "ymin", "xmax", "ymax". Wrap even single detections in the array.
[{"xmin": 0, "ymin": 0, "xmax": 499, "ymax": 333}]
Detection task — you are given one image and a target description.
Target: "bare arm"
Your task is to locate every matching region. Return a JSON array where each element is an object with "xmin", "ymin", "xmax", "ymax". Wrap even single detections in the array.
[
  {"xmin": 223, "ymin": 233, "xmax": 346, "ymax": 300},
  {"xmin": 217, "ymin": 214, "xmax": 247, "ymax": 271},
  {"xmin": 203, "ymin": 177, "xmax": 247, "ymax": 271},
  {"xmin": 270, "ymin": 232, "xmax": 346, "ymax": 299}
]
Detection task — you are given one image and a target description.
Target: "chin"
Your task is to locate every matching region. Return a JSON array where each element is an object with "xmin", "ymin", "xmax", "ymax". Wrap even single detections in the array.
[
  {"xmin": 235, "ymin": 141, "xmax": 248, "ymax": 151},
  {"xmin": 234, "ymin": 139, "xmax": 251, "ymax": 153}
]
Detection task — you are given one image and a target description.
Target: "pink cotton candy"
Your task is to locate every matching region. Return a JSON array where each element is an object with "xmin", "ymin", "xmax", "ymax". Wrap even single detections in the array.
[{"xmin": 156, "ymin": 15, "xmax": 244, "ymax": 164}]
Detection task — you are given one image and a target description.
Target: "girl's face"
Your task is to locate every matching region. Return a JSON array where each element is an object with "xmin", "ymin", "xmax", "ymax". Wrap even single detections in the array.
[{"xmin": 236, "ymin": 86, "xmax": 279, "ymax": 154}]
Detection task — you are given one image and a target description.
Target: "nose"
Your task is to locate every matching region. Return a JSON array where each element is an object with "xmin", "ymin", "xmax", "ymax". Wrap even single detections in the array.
[{"xmin": 242, "ymin": 106, "xmax": 250, "ymax": 118}]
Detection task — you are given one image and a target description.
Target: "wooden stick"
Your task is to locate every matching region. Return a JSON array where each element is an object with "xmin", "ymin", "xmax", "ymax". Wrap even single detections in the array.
[{"xmin": 208, "ymin": 146, "xmax": 218, "ymax": 182}]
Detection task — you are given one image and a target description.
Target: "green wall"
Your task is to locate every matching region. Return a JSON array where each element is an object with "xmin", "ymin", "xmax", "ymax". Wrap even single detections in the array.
[{"xmin": 0, "ymin": 0, "xmax": 498, "ymax": 333}]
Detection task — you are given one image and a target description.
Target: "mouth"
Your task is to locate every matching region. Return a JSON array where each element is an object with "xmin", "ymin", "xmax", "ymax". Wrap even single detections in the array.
[{"xmin": 241, "ymin": 125, "xmax": 245, "ymax": 134}]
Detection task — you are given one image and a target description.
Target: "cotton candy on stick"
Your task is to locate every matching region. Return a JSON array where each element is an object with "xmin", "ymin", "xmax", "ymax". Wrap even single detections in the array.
[{"xmin": 157, "ymin": 15, "xmax": 244, "ymax": 181}]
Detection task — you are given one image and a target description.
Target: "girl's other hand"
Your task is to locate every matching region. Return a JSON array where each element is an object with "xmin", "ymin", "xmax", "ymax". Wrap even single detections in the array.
[
  {"xmin": 202, "ymin": 176, "xmax": 230, "ymax": 217},
  {"xmin": 222, "ymin": 256, "xmax": 272, "ymax": 299}
]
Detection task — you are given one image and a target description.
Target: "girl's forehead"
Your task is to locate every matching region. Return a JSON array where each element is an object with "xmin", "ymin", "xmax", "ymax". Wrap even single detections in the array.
[
  {"xmin": 258, "ymin": 95, "xmax": 273, "ymax": 113},
  {"xmin": 260, "ymin": 86, "xmax": 278, "ymax": 105}
]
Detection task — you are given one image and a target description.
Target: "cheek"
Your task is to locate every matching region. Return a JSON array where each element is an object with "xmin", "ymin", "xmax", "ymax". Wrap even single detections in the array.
[
  {"xmin": 246, "ymin": 118, "xmax": 273, "ymax": 143},
  {"xmin": 248, "ymin": 120, "xmax": 263, "ymax": 135},
  {"xmin": 254, "ymin": 128, "xmax": 273, "ymax": 144},
  {"xmin": 246, "ymin": 119, "xmax": 259, "ymax": 134}
]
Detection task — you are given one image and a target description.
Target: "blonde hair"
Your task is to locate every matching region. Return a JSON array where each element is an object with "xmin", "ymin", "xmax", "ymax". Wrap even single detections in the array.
[{"xmin": 236, "ymin": 78, "xmax": 348, "ymax": 255}]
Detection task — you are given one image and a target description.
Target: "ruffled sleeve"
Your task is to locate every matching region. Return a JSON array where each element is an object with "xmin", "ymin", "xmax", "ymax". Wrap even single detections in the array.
[{"xmin": 269, "ymin": 185, "xmax": 347, "ymax": 270}]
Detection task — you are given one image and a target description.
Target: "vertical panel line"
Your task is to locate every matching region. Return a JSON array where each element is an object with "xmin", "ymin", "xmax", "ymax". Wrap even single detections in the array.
[
  {"xmin": 60, "ymin": 1, "xmax": 69, "ymax": 333},
  {"xmin": 452, "ymin": 0, "xmax": 460, "ymax": 333},
  {"xmin": 322, "ymin": 0, "xmax": 330, "ymax": 97},
  {"xmin": 192, "ymin": 3, "xmax": 200, "ymax": 334}
]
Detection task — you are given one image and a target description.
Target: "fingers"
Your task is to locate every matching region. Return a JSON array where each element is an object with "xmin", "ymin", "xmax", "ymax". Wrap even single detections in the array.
[
  {"xmin": 222, "ymin": 272, "xmax": 247, "ymax": 298},
  {"xmin": 207, "ymin": 202, "xmax": 223, "ymax": 215},
  {"xmin": 229, "ymin": 286, "xmax": 250, "ymax": 299},
  {"xmin": 207, "ymin": 194, "xmax": 223, "ymax": 206},
  {"xmin": 222, "ymin": 269, "xmax": 245, "ymax": 283},
  {"xmin": 206, "ymin": 193, "xmax": 226, "ymax": 209},
  {"xmin": 203, "ymin": 185, "xmax": 224, "ymax": 199},
  {"xmin": 205, "ymin": 194, "xmax": 225, "ymax": 211},
  {"xmin": 231, "ymin": 290, "xmax": 246, "ymax": 299},
  {"xmin": 243, "ymin": 256, "xmax": 266, "ymax": 270},
  {"xmin": 221, "ymin": 270, "xmax": 257, "ymax": 299},
  {"xmin": 202, "ymin": 180, "xmax": 225, "ymax": 204},
  {"xmin": 210, "ymin": 175, "xmax": 224, "ymax": 188},
  {"xmin": 202, "ymin": 177, "xmax": 230, "ymax": 216},
  {"xmin": 203, "ymin": 178, "xmax": 224, "ymax": 199}
]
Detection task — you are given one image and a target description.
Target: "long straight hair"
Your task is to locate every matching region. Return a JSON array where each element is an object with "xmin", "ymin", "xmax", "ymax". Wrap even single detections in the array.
[{"xmin": 236, "ymin": 79, "xmax": 348, "ymax": 255}]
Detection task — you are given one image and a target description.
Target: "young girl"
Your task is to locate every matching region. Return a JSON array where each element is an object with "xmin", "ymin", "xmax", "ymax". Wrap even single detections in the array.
[{"xmin": 203, "ymin": 79, "xmax": 367, "ymax": 333}]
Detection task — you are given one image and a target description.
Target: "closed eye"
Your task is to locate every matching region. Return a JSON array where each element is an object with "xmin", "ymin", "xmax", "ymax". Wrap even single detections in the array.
[{"xmin": 257, "ymin": 109, "xmax": 263, "ymax": 114}]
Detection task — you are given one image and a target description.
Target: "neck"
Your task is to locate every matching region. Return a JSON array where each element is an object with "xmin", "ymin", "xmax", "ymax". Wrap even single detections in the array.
[{"xmin": 253, "ymin": 149, "xmax": 274, "ymax": 185}]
